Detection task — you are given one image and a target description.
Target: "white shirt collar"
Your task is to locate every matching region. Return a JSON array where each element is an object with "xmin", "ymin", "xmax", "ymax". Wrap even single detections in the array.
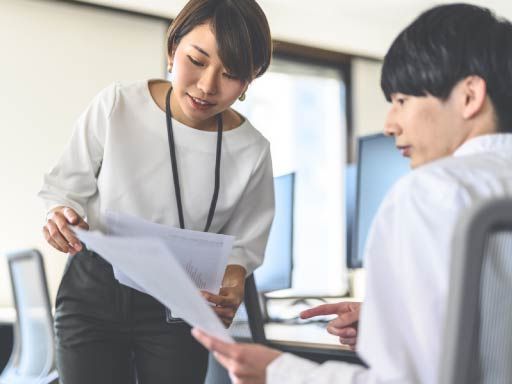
[{"xmin": 453, "ymin": 133, "xmax": 512, "ymax": 157}]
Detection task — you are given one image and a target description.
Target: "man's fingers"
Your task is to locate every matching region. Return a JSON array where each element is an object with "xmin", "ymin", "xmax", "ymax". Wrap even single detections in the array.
[
  {"xmin": 300, "ymin": 303, "xmax": 348, "ymax": 319},
  {"xmin": 339, "ymin": 337, "xmax": 357, "ymax": 346},
  {"xmin": 330, "ymin": 311, "xmax": 360, "ymax": 328},
  {"xmin": 192, "ymin": 328, "xmax": 236, "ymax": 357},
  {"xmin": 213, "ymin": 351, "xmax": 235, "ymax": 371},
  {"xmin": 338, "ymin": 327, "xmax": 357, "ymax": 338},
  {"xmin": 327, "ymin": 323, "xmax": 358, "ymax": 337}
]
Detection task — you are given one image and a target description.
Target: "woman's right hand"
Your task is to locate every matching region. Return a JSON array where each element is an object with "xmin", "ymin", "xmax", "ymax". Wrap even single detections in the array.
[{"xmin": 42, "ymin": 206, "xmax": 89, "ymax": 255}]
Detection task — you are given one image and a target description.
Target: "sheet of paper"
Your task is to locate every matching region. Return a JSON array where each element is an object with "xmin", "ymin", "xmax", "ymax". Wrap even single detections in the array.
[
  {"xmin": 103, "ymin": 211, "xmax": 234, "ymax": 295},
  {"xmin": 75, "ymin": 228, "xmax": 234, "ymax": 343}
]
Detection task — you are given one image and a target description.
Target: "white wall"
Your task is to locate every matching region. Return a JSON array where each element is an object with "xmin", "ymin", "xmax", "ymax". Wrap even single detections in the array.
[
  {"xmin": 352, "ymin": 58, "xmax": 390, "ymax": 138},
  {"xmin": 0, "ymin": 0, "xmax": 167, "ymax": 306}
]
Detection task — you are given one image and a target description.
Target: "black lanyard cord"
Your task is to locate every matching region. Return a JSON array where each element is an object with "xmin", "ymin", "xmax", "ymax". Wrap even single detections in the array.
[{"xmin": 165, "ymin": 86, "xmax": 223, "ymax": 232}]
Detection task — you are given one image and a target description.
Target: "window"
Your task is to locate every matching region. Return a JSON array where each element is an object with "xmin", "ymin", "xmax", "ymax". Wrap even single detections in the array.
[{"xmin": 235, "ymin": 57, "xmax": 348, "ymax": 295}]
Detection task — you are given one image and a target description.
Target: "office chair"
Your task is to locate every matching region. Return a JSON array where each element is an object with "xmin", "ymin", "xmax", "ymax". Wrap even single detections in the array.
[
  {"xmin": 0, "ymin": 249, "xmax": 58, "ymax": 384},
  {"xmin": 439, "ymin": 198, "xmax": 512, "ymax": 384}
]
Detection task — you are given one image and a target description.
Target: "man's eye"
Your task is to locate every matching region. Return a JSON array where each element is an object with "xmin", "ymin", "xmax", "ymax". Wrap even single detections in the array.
[
  {"xmin": 188, "ymin": 56, "xmax": 204, "ymax": 67},
  {"xmin": 396, "ymin": 97, "xmax": 406, "ymax": 106}
]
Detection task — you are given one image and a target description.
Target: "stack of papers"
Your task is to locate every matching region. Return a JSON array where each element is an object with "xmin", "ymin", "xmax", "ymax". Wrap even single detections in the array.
[{"xmin": 74, "ymin": 211, "xmax": 235, "ymax": 342}]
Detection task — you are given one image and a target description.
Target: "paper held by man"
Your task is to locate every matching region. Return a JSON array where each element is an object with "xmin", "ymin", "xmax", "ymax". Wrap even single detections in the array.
[{"xmin": 73, "ymin": 211, "xmax": 235, "ymax": 343}]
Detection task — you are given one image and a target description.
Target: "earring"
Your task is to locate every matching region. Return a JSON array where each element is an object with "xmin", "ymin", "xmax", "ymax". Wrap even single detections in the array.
[{"xmin": 238, "ymin": 92, "xmax": 246, "ymax": 102}]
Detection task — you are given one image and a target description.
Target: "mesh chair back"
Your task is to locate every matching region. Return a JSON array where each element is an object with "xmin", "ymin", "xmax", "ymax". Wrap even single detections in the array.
[
  {"xmin": 0, "ymin": 249, "xmax": 57, "ymax": 384},
  {"xmin": 440, "ymin": 198, "xmax": 512, "ymax": 384}
]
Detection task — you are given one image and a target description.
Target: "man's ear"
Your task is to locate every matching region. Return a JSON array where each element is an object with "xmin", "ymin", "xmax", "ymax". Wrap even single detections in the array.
[{"xmin": 460, "ymin": 75, "xmax": 487, "ymax": 120}]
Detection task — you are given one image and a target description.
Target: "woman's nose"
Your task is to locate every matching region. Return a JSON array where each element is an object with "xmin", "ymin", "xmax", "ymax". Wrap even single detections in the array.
[{"xmin": 197, "ymin": 69, "xmax": 218, "ymax": 95}]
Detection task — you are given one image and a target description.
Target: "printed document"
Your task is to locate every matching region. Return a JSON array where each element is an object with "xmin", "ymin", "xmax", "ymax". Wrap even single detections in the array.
[
  {"xmin": 75, "ymin": 228, "xmax": 234, "ymax": 342},
  {"xmin": 103, "ymin": 211, "xmax": 234, "ymax": 295}
]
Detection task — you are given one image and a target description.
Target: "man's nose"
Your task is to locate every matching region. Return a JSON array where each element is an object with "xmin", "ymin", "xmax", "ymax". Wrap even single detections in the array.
[{"xmin": 383, "ymin": 109, "xmax": 402, "ymax": 136}]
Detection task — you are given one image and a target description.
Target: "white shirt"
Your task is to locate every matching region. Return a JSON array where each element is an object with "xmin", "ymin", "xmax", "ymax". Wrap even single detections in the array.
[
  {"xmin": 268, "ymin": 133, "xmax": 512, "ymax": 383},
  {"xmin": 38, "ymin": 80, "xmax": 274, "ymax": 274}
]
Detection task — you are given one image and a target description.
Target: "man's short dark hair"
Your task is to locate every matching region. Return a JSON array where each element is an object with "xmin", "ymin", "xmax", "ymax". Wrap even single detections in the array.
[{"xmin": 381, "ymin": 3, "xmax": 512, "ymax": 133}]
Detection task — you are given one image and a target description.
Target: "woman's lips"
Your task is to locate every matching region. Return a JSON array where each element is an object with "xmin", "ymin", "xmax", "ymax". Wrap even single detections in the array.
[{"xmin": 187, "ymin": 94, "xmax": 215, "ymax": 110}]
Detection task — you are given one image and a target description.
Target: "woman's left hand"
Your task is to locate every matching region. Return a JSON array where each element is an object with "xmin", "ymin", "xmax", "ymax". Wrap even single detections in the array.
[{"xmin": 202, "ymin": 265, "xmax": 246, "ymax": 328}]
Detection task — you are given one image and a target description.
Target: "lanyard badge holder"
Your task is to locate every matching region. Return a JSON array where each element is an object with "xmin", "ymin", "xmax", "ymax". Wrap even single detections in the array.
[{"xmin": 164, "ymin": 86, "xmax": 223, "ymax": 322}]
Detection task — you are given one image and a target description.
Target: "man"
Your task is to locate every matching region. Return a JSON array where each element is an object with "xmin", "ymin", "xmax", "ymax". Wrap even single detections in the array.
[{"xmin": 193, "ymin": 3, "xmax": 512, "ymax": 383}]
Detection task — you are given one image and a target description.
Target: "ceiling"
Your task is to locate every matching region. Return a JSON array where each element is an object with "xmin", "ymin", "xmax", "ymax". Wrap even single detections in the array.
[{"xmin": 78, "ymin": 0, "xmax": 512, "ymax": 58}]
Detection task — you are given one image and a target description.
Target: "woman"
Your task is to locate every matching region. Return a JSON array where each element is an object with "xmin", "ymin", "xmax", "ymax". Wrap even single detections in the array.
[{"xmin": 39, "ymin": 0, "xmax": 274, "ymax": 383}]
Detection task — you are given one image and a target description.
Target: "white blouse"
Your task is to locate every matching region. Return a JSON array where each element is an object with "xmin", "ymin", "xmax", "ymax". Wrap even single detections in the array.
[
  {"xmin": 38, "ymin": 80, "xmax": 275, "ymax": 274},
  {"xmin": 268, "ymin": 134, "xmax": 512, "ymax": 383}
]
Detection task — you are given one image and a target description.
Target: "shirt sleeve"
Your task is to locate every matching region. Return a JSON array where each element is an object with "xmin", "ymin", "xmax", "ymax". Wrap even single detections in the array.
[
  {"xmin": 267, "ymin": 353, "xmax": 365, "ymax": 384},
  {"xmin": 221, "ymin": 142, "xmax": 275, "ymax": 275},
  {"xmin": 37, "ymin": 83, "xmax": 117, "ymax": 219}
]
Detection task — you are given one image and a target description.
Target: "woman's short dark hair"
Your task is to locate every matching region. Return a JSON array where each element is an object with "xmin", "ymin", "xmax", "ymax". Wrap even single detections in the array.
[
  {"xmin": 381, "ymin": 3, "xmax": 512, "ymax": 132},
  {"xmin": 167, "ymin": 0, "xmax": 272, "ymax": 82}
]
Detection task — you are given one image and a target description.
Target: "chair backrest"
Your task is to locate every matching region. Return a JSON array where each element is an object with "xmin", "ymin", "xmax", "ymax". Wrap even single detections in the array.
[
  {"xmin": 0, "ymin": 249, "xmax": 57, "ymax": 384},
  {"xmin": 440, "ymin": 198, "xmax": 512, "ymax": 384}
]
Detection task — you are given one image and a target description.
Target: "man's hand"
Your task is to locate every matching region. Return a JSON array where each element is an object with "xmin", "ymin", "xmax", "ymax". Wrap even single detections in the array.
[
  {"xmin": 192, "ymin": 328, "xmax": 281, "ymax": 384},
  {"xmin": 42, "ymin": 206, "xmax": 89, "ymax": 255},
  {"xmin": 300, "ymin": 302, "xmax": 361, "ymax": 350},
  {"xmin": 202, "ymin": 265, "xmax": 246, "ymax": 327}
]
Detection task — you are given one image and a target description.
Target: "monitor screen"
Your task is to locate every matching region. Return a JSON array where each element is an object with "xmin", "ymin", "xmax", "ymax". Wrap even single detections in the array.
[
  {"xmin": 345, "ymin": 164, "xmax": 357, "ymax": 263},
  {"xmin": 350, "ymin": 134, "xmax": 410, "ymax": 268},
  {"xmin": 254, "ymin": 173, "xmax": 294, "ymax": 292}
]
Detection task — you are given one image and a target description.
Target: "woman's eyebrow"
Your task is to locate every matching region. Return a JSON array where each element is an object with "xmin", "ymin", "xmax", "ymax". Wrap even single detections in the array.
[{"xmin": 191, "ymin": 44, "xmax": 210, "ymax": 57}]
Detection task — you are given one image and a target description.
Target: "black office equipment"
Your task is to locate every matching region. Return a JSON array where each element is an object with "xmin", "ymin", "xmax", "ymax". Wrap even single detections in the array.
[{"xmin": 349, "ymin": 134, "xmax": 409, "ymax": 268}]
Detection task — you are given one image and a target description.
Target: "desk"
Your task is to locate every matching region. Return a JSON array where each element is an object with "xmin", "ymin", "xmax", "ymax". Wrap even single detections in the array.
[{"xmin": 265, "ymin": 322, "xmax": 364, "ymax": 365}]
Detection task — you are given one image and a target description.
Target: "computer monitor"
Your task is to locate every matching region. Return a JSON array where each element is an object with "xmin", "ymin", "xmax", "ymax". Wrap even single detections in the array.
[
  {"xmin": 349, "ymin": 134, "xmax": 410, "ymax": 268},
  {"xmin": 254, "ymin": 173, "xmax": 294, "ymax": 292},
  {"xmin": 345, "ymin": 163, "xmax": 357, "ymax": 264}
]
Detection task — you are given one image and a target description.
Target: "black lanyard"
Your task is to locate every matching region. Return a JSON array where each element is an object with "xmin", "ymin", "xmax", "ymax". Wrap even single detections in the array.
[{"xmin": 165, "ymin": 86, "xmax": 223, "ymax": 232}]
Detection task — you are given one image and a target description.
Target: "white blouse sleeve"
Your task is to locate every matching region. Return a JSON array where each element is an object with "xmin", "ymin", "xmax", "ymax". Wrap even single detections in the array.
[
  {"xmin": 267, "ymin": 353, "xmax": 365, "ymax": 384},
  {"xmin": 221, "ymin": 142, "xmax": 275, "ymax": 275},
  {"xmin": 38, "ymin": 83, "xmax": 117, "ymax": 218}
]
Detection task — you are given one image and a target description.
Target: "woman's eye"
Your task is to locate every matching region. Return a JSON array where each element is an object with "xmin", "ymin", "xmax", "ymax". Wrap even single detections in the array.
[
  {"xmin": 223, "ymin": 72, "xmax": 239, "ymax": 80},
  {"xmin": 188, "ymin": 56, "xmax": 204, "ymax": 67}
]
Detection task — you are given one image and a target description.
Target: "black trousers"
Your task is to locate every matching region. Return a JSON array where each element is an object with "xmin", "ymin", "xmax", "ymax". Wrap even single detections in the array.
[{"xmin": 54, "ymin": 249, "xmax": 208, "ymax": 384}]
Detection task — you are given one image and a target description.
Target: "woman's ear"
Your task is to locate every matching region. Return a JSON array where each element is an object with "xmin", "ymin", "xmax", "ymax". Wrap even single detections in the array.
[
  {"xmin": 461, "ymin": 75, "xmax": 487, "ymax": 120},
  {"xmin": 167, "ymin": 55, "xmax": 173, "ymax": 73},
  {"xmin": 167, "ymin": 45, "xmax": 177, "ymax": 73}
]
